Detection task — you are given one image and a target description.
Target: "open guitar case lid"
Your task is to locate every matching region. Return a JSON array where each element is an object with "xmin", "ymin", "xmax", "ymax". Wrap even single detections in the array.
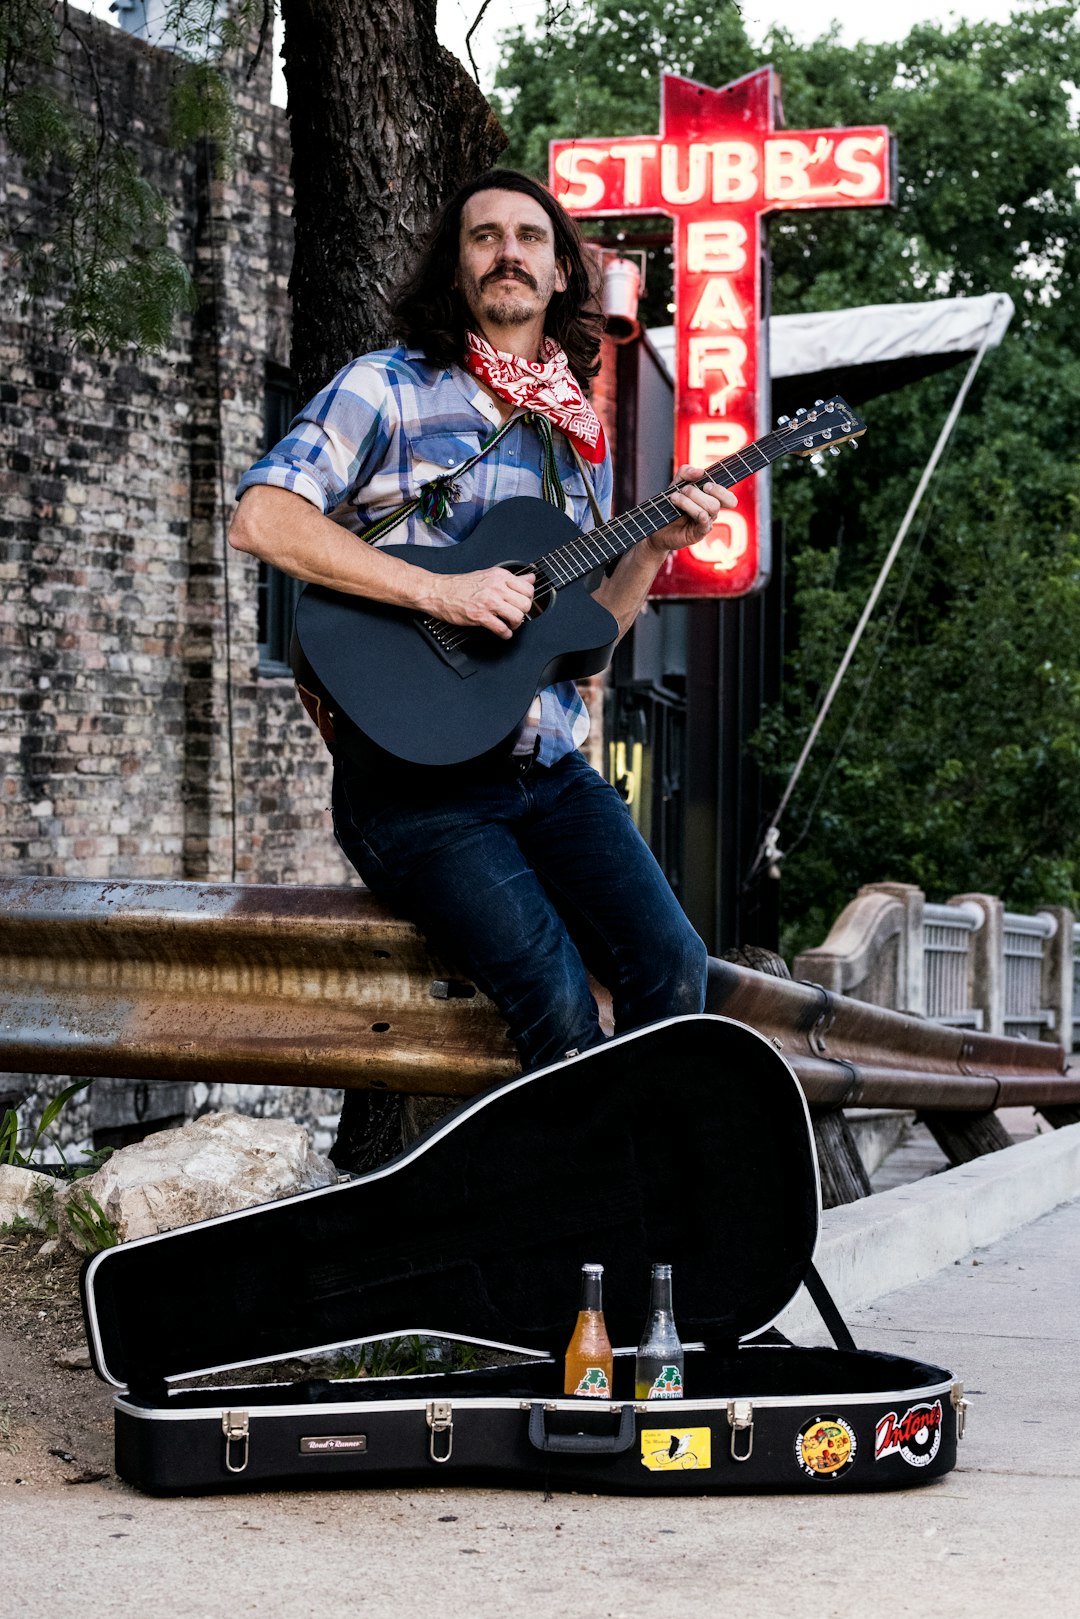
[{"xmin": 80, "ymin": 1016, "xmax": 963, "ymax": 1495}]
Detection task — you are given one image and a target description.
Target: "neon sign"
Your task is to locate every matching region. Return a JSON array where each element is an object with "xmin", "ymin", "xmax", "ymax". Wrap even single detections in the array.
[{"xmin": 551, "ymin": 69, "xmax": 892, "ymax": 597}]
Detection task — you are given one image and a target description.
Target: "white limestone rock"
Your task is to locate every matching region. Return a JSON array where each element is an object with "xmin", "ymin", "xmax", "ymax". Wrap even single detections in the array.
[
  {"xmin": 0, "ymin": 1162, "xmax": 58, "ymax": 1231},
  {"xmin": 60, "ymin": 1111, "xmax": 336, "ymax": 1249}
]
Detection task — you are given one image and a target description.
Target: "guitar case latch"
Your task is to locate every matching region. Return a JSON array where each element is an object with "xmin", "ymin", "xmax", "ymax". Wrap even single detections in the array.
[{"xmin": 426, "ymin": 1400, "xmax": 454, "ymax": 1464}]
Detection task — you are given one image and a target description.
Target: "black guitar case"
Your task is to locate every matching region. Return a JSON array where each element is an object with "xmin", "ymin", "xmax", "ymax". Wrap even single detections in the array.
[{"xmin": 80, "ymin": 1016, "xmax": 964, "ymax": 1495}]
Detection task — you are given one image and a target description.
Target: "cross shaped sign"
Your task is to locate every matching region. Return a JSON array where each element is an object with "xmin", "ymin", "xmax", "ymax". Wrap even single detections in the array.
[{"xmin": 551, "ymin": 68, "xmax": 893, "ymax": 597}]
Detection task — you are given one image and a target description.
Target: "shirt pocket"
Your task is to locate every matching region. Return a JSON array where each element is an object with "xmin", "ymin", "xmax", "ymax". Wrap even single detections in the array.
[
  {"xmin": 552, "ymin": 447, "xmax": 595, "ymax": 527},
  {"xmin": 407, "ymin": 429, "xmax": 484, "ymax": 489}
]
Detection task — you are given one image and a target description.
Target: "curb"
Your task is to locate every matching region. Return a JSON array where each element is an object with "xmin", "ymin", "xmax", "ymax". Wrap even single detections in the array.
[{"xmin": 776, "ymin": 1120, "xmax": 1080, "ymax": 1340}]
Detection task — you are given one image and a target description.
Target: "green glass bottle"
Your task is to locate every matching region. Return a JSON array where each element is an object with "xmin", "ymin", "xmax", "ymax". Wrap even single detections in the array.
[{"xmin": 635, "ymin": 1262, "xmax": 685, "ymax": 1400}]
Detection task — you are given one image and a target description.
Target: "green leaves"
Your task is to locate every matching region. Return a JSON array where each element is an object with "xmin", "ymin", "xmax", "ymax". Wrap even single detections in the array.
[
  {"xmin": 1, "ymin": 1078, "xmax": 93, "ymax": 1169},
  {"xmin": 494, "ymin": 1, "xmax": 1080, "ymax": 948},
  {"xmin": 1, "ymin": 1, "xmax": 254, "ymax": 354}
]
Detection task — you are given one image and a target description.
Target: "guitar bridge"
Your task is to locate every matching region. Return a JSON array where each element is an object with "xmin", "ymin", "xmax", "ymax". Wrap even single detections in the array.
[{"xmin": 414, "ymin": 615, "xmax": 478, "ymax": 678}]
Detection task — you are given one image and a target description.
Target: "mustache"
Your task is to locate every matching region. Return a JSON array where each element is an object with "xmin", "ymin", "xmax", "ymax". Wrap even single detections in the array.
[{"xmin": 482, "ymin": 265, "xmax": 537, "ymax": 290}]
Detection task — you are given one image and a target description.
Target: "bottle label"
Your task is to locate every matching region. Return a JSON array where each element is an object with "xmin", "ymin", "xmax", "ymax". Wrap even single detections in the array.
[
  {"xmin": 574, "ymin": 1367, "xmax": 611, "ymax": 1396},
  {"xmin": 647, "ymin": 1364, "xmax": 684, "ymax": 1399}
]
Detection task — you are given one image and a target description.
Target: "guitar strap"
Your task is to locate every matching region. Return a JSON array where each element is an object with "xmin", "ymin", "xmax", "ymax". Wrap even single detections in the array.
[{"xmin": 295, "ymin": 412, "xmax": 602, "ymax": 750}]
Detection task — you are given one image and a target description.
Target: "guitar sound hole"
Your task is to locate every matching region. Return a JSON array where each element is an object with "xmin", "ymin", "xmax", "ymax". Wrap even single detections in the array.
[{"xmin": 505, "ymin": 561, "xmax": 555, "ymax": 620}]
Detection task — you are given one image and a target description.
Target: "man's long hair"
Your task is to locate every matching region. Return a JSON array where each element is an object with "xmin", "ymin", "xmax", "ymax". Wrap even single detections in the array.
[{"xmin": 390, "ymin": 169, "xmax": 604, "ymax": 387}]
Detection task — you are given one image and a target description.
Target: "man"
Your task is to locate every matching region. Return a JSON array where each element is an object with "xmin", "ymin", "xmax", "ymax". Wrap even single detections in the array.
[{"xmin": 230, "ymin": 169, "xmax": 734, "ymax": 1165}]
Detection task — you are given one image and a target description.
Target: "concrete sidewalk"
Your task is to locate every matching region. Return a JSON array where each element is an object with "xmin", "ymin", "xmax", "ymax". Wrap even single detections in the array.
[{"xmin": 3, "ymin": 1176, "xmax": 1079, "ymax": 1617}]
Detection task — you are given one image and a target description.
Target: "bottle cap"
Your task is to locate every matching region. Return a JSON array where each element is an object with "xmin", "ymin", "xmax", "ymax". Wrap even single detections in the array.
[{"xmin": 582, "ymin": 1263, "xmax": 604, "ymax": 1275}]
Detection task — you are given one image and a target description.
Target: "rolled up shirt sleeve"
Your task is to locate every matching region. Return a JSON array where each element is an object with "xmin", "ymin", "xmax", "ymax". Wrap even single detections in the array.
[{"xmin": 235, "ymin": 359, "xmax": 399, "ymax": 513}]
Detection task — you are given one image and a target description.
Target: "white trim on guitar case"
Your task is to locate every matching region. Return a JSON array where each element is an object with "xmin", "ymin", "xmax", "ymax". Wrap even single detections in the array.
[{"xmin": 114, "ymin": 1376, "xmax": 956, "ymax": 1425}]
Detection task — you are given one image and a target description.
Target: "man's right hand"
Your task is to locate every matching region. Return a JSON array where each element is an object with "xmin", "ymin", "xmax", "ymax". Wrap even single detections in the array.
[
  {"xmin": 230, "ymin": 486, "xmax": 535, "ymax": 639},
  {"xmin": 420, "ymin": 566, "xmax": 535, "ymax": 640}
]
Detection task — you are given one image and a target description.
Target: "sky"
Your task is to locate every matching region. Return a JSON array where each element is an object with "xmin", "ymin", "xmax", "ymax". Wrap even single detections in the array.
[
  {"xmin": 436, "ymin": 0, "xmax": 1026, "ymax": 90},
  {"xmin": 77, "ymin": 1, "xmax": 1030, "ymax": 106}
]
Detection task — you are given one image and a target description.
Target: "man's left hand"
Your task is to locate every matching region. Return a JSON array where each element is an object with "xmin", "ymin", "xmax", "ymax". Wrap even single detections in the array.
[{"xmin": 647, "ymin": 466, "xmax": 737, "ymax": 553}]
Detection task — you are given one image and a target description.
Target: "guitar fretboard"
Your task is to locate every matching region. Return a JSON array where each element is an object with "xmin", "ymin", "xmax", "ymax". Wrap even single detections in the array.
[{"xmin": 534, "ymin": 433, "xmax": 784, "ymax": 590}]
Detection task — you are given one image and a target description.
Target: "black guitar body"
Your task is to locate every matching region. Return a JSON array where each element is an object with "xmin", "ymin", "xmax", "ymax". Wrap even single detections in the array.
[
  {"xmin": 291, "ymin": 400, "xmax": 868, "ymax": 768},
  {"xmin": 292, "ymin": 497, "xmax": 619, "ymax": 767}
]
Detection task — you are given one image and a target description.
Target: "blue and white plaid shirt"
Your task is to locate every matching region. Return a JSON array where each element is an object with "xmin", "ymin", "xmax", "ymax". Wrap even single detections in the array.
[{"xmin": 237, "ymin": 347, "xmax": 614, "ymax": 766}]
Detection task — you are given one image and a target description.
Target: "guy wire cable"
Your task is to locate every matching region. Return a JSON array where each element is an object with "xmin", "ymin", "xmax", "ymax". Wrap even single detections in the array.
[
  {"xmin": 748, "ymin": 294, "xmax": 1010, "ymax": 885},
  {"xmin": 763, "ymin": 459, "xmax": 946, "ymax": 878},
  {"xmin": 203, "ymin": 126, "xmax": 240, "ymax": 886}
]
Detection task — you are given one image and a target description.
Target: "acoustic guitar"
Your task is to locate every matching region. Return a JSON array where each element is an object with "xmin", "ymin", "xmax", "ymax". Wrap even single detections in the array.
[{"xmin": 291, "ymin": 397, "xmax": 865, "ymax": 767}]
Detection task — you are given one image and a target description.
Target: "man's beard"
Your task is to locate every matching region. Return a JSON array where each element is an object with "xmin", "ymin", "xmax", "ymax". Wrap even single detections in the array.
[
  {"xmin": 480, "ymin": 290, "xmax": 536, "ymax": 327},
  {"xmin": 463, "ymin": 263, "xmax": 549, "ymax": 330}
]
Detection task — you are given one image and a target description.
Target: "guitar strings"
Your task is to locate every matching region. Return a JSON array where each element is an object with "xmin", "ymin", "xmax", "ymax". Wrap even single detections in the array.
[{"xmin": 431, "ymin": 414, "xmax": 845, "ymax": 652}]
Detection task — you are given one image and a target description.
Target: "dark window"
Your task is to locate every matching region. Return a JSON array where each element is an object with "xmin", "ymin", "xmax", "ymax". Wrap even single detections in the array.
[{"xmin": 257, "ymin": 364, "xmax": 303, "ymax": 673}]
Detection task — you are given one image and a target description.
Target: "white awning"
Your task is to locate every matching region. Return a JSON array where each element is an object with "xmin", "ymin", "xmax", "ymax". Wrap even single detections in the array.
[
  {"xmin": 647, "ymin": 293, "xmax": 1014, "ymax": 398},
  {"xmin": 770, "ymin": 293, "xmax": 1013, "ymax": 378}
]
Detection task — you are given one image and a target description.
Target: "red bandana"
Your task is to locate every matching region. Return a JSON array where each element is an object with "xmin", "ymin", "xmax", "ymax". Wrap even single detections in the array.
[{"xmin": 464, "ymin": 332, "xmax": 608, "ymax": 466}]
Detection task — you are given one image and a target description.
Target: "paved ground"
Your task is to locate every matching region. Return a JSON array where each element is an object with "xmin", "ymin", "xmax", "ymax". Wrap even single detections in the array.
[
  {"xmin": 3, "ymin": 1192, "xmax": 1077, "ymax": 1619},
  {"xmin": 869, "ymin": 1105, "xmax": 1044, "ymax": 1193}
]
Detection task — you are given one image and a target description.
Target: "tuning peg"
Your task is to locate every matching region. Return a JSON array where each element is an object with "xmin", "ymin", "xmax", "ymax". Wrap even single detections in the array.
[
  {"xmin": 829, "ymin": 445, "xmax": 842, "ymax": 456},
  {"xmin": 795, "ymin": 408, "xmax": 807, "ymax": 419},
  {"xmin": 777, "ymin": 415, "xmax": 790, "ymax": 426},
  {"xmin": 849, "ymin": 439, "xmax": 858, "ymax": 449},
  {"xmin": 814, "ymin": 398, "xmax": 824, "ymax": 406}
]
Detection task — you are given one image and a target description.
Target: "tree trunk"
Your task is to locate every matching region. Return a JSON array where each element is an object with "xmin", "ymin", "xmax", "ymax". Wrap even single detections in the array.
[
  {"xmin": 281, "ymin": 0, "xmax": 505, "ymax": 1172},
  {"xmin": 281, "ymin": 0, "xmax": 506, "ymax": 397}
]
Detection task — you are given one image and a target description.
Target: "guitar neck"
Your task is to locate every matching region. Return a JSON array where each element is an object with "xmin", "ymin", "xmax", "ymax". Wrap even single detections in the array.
[{"xmin": 537, "ymin": 431, "xmax": 787, "ymax": 588}]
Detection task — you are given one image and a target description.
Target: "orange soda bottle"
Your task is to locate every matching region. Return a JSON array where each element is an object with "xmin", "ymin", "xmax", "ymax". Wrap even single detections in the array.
[{"xmin": 563, "ymin": 1262, "xmax": 613, "ymax": 1397}]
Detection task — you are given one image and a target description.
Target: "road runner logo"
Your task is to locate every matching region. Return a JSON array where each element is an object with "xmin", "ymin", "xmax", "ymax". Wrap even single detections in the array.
[
  {"xmin": 299, "ymin": 1435, "xmax": 367, "ymax": 1455},
  {"xmin": 795, "ymin": 1415, "xmax": 857, "ymax": 1480},
  {"xmin": 875, "ymin": 1400, "xmax": 943, "ymax": 1467},
  {"xmin": 575, "ymin": 1366, "xmax": 611, "ymax": 1395},
  {"xmin": 648, "ymin": 1365, "xmax": 684, "ymax": 1398}
]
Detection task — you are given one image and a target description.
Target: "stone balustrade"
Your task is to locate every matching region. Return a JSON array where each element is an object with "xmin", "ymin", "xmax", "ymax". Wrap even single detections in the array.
[{"xmin": 794, "ymin": 883, "xmax": 1075, "ymax": 1049}]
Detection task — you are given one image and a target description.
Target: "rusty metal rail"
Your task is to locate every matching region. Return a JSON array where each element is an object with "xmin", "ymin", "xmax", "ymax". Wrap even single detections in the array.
[
  {"xmin": 1, "ymin": 878, "xmax": 1075, "ymax": 1113},
  {"xmin": 0, "ymin": 877, "xmax": 517, "ymax": 1096},
  {"xmin": 704, "ymin": 960, "xmax": 1076, "ymax": 1112}
]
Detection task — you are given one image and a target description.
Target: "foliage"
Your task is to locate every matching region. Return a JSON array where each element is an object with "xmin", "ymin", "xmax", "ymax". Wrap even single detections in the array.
[
  {"xmin": 493, "ymin": 0, "xmax": 756, "ymax": 326},
  {"xmin": 0, "ymin": 1078, "xmax": 94, "ymax": 1169},
  {"xmin": 64, "ymin": 1189, "xmax": 120, "ymax": 1253},
  {"xmin": 757, "ymin": 4, "xmax": 1080, "ymax": 952},
  {"xmin": 494, "ymin": 1, "xmax": 1080, "ymax": 951},
  {"xmin": 0, "ymin": 1, "xmax": 268, "ymax": 351},
  {"xmin": 331, "ymin": 1335, "xmax": 488, "ymax": 1380}
]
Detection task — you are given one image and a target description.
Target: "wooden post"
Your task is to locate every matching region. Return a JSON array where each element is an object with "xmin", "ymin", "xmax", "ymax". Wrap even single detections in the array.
[
  {"xmin": 811, "ymin": 1108, "xmax": 872, "ymax": 1207},
  {"xmin": 917, "ymin": 1109, "xmax": 1012, "ymax": 1165}
]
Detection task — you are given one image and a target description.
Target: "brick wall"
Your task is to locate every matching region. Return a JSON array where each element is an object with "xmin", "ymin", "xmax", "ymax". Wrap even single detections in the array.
[
  {"xmin": 0, "ymin": 17, "xmax": 351, "ymax": 897},
  {"xmin": 0, "ymin": 19, "xmax": 351, "ymax": 1151}
]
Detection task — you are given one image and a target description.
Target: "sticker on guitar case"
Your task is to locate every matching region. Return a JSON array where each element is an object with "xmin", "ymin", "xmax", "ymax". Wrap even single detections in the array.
[
  {"xmin": 641, "ymin": 1428, "xmax": 712, "ymax": 1471},
  {"xmin": 795, "ymin": 1415, "xmax": 857, "ymax": 1480},
  {"xmin": 874, "ymin": 1399, "xmax": 943, "ymax": 1467}
]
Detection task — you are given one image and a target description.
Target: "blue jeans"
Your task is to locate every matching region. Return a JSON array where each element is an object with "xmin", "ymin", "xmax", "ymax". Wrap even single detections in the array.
[{"xmin": 332, "ymin": 748, "xmax": 708, "ymax": 1073}]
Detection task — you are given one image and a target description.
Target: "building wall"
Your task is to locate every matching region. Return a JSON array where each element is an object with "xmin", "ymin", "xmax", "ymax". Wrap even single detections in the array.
[{"xmin": 0, "ymin": 18, "xmax": 351, "ymax": 1152}]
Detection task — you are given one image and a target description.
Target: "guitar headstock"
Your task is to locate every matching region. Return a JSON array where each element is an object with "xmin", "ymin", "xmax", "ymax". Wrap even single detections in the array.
[{"xmin": 775, "ymin": 397, "xmax": 866, "ymax": 459}]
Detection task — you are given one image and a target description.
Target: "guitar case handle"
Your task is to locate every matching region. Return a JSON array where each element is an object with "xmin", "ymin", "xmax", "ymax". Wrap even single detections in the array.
[{"xmin": 528, "ymin": 1402, "xmax": 637, "ymax": 1455}]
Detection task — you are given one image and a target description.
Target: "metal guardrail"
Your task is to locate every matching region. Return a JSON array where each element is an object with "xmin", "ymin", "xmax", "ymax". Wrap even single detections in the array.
[
  {"xmin": 0, "ymin": 877, "xmax": 518, "ymax": 1097},
  {"xmin": 704, "ymin": 960, "xmax": 1072, "ymax": 1114},
  {"xmin": 1, "ymin": 879, "xmax": 1075, "ymax": 1120}
]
